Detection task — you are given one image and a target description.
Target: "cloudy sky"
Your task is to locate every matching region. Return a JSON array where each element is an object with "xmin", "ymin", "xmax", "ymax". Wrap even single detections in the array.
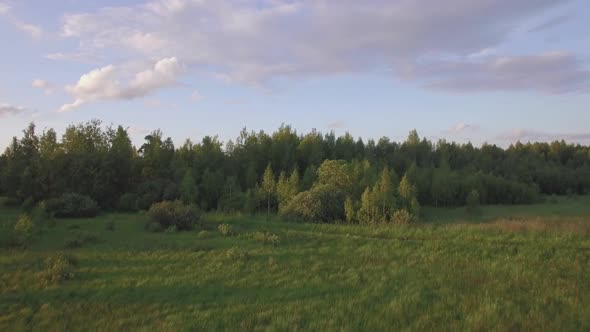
[{"xmin": 1, "ymin": 0, "xmax": 589, "ymax": 148}]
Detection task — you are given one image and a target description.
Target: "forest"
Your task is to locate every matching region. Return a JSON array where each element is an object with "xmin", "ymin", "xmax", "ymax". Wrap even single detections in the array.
[{"xmin": 1, "ymin": 120, "xmax": 590, "ymax": 225}]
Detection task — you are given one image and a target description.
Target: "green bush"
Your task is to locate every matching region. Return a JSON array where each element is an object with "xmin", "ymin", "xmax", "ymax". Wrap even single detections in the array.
[
  {"xmin": 392, "ymin": 209, "xmax": 415, "ymax": 225},
  {"xmin": 253, "ymin": 232, "xmax": 281, "ymax": 246},
  {"xmin": 147, "ymin": 200, "xmax": 200, "ymax": 231},
  {"xmin": 281, "ymin": 184, "xmax": 345, "ymax": 223},
  {"xmin": 218, "ymin": 223, "xmax": 235, "ymax": 236},
  {"xmin": 39, "ymin": 253, "xmax": 77, "ymax": 285},
  {"xmin": 45, "ymin": 193, "xmax": 99, "ymax": 218},
  {"xmin": 13, "ymin": 215, "xmax": 34, "ymax": 245}
]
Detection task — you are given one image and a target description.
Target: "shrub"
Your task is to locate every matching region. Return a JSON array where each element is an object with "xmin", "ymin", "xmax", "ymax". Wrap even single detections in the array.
[
  {"xmin": 225, "ymin": 247, "xmax": 249, "ymax": 261},
  {"xmin": 118, "ymin": 193, "xmax": 138, "ymax": 211},
  {"xmin": 14, "ymin": 215, "xmax": 33, "ymax": 236},
  {"xmin": 392, "ymin": 209, "xmax": 414, "ymax": 225},
  {"xmin": 197, "ymin": 230, "xmax": 211, "ymax": 239},
  {"xmin": 13, "ymin": 215, "xmax": 34, "ymax": 245},
  {"xmin": 281, "ymin": 184, "xmax": 345, "ymax": 223},
  {"xmin": 39, "ymin": 253, "xmax": 77, "ymax": 285},
  {"xmin": 165, "ymin": 225, "xmax": 178, "ymax": 234},
  {"xmin": 147, "ymin": 200, "xmax": 200, "ymax": 231},
  {"xmin": 46, "ymin": 193, "xmax": 99, "ymax": 218},
  {"xmin": 218, "ymin": 223, "xmax": 235, "ymax": 236},
  {"xmin": 253, "ymin": 232, "xmax": 281, "ymax": 246}
]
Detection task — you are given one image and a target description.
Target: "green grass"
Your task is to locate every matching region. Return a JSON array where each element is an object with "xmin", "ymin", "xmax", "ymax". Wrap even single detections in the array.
[{"xmin": 1, "ymin": 198, "xmax": 590, "ymax": 331}]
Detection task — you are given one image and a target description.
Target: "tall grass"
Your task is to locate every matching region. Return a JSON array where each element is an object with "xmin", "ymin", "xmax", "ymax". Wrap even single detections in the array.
[{"xmin": 1, "ymin": 198, "xmax": 590, "ymax": 330}]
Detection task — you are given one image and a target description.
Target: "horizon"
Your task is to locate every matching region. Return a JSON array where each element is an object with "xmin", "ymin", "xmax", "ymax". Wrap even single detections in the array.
[{"xmin": 1, "ymin": 0, "xmax": 590, "ymax": 150}]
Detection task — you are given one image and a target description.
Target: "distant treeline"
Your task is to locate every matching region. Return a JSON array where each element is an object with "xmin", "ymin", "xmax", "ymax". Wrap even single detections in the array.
[{"xmin": 1, "ymin": 120, "xmax": 589, "ymax": 223}]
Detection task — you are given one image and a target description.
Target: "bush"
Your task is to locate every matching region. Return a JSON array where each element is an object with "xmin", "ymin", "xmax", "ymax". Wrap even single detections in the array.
[
  {"xmin": 14, "ymin": 215, "xmax": 34, "ymax": 245},
  {"xmin": 46, "ymin": 193, "xmax": 99, "ymax": 218},
  {"xmin": 147, "ymin": 200, "xmax": 200, "ymax": 231},
  {"xmin": 225, "ymin": 247, "xmax": 249, "ymax": 261},
  {"xmin": 253, "ymin": 232, "xmax": 281, "ymax": 246},
  {"xmin": 14, "ymin": 215, "xmax": 33, "ymax": 236},
  {"xmin": 118, "ymin": 193, "xmax": 138, "ymax": 211},
  {"xmin": 218, "ymin": 223, "xmax": 235, "ymax": 236},
  {"xmin": 39, "ymin": 253, "xmax": 77, "ymax": 285},
  {"xmin": 281, "ymin": 184, "xmax": 345, "ymax": 223},
  {"xmin": 392, "ymin": 209, "xmax": 415, "ymax": 225}
]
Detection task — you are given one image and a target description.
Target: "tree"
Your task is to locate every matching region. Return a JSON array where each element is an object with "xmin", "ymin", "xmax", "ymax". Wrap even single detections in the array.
[
  {"xmin": 261, "ymin": 164, "xmax": 276, "ymax": 217},
  {"xmin": 180, "ymin": 168, "xmax": 198, "ymax": 204},
  {"xmin": 399, "ymin": 174, "xmax": 420, "ymax": 217},
  {"xmin": 374, "ymin": 167, "xmax": 396, "ymax": 222},
  {"xmin": 344, "ymin": 196, "xmax": 357, "ymax": 224},
  {"xmin": 466, "ymin": 189, "xmax": 480, "ymax": 214},
  {"xmin": 358, "ymin": 187, "xmax": 376, "ymax": 224}
]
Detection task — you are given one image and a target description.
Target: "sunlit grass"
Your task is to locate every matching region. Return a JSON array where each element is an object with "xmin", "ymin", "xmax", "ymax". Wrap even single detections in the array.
[{"xmin": 1, "ymin": 198, "xmax": 590, "ymax": 330}]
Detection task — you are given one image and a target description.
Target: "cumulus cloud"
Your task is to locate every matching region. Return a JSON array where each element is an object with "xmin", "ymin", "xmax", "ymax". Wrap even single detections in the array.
[
  {"xmin": 400, "ymin": 52, "xmax": 590, "ymax": 94},
  {"xmin": 497, "ymin": 129, "xmax": 590, "ymax": 144},
  {"xmin": 59, "ymin": 57, "xmax": 182, "ymax": 112},
  {"xmin": 52, "ymin": 0, "xmax": 587, "ymax": 93},
  {"xmin": 0, "ymin": 103, "xmax": 26, "ymax": 117}
]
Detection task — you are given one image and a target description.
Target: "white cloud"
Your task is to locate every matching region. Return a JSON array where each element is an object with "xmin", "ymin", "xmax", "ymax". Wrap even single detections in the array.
[
  {"xmin": 59, "ymin": 57, "xmax": 182, "ymax": 112},
  {"xmin": 32, "ymin": 79, "xmax": 56, "ymax": 95},
  {"xmin": 400, "ymin": 52, "xmax": 590, "ymax": 94},
  {"xmin": 0, "ymin": 3, "xmax": 42, "ymax": 38},
  {"xmin": 190, "ymin": 90, "xmax": 203, "ymax": 102},
  {"xmin": 449, "ymin": 123, "xmax": 480, "ymax": 133},
  {"xmin": 0, "ymin": 2, "xmax": 10, "ymax": 14},
  {"xmin": 0, "ymin": 103, "xmax": 26, "ymax": 117},
  {"xmin": 53, "ymin": 0, "xmax": 585, "ymax": 93},
  {"xmin": 497, "ymin": 129, "xmax": 590, "ymax": 144}
]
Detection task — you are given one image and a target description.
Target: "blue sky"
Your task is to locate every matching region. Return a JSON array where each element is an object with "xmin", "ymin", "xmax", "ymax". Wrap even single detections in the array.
[{"xmin": 0, "ymin": 0, "xmax": 589, "ymax": 149}]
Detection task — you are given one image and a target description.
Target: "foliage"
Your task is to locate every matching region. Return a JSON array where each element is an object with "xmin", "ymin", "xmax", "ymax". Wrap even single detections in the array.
[
  {"xmin": 252, "ymin": 232, "xmax": 281, "ymax": 246},
  {"xmin": 391, "ymin": 209, "xmax": 415, "ymax": 225},
  {"xmin": 147, "ymin": 201, "xmax": 201, "ymax": 231},
  {"xmin": 281, "ymin": 184, "xmax": 345, "ymax": 223},
  {"xmin": 1, "ymin": 121, "xmax": 589, "ymax": 226},
  {"xmin": 39, "ymin": 253, "xmax": 77, "ymax": 285},
  {"xmin": 218, "ymin": 223, "xmax": 235, "ymax": 236},
  {"xmin": 46, "ymin": 193, "xmax": 99, "ymax": 218}
]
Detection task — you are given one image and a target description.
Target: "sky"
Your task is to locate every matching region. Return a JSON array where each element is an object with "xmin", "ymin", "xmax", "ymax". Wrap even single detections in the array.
[{"xmin": 0, "ymin": 0, "xmax": 589, "ymax": 149}]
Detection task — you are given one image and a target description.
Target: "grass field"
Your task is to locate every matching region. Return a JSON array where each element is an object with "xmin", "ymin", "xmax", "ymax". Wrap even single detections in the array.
[{"xmin": 2, "ymin": 197, "xmax": 590, "ymax": 331}]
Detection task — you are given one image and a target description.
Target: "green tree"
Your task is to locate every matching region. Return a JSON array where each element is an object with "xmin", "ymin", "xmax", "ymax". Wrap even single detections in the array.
[
  {"xmin": 261, "ymin": 164, "xmax": 276, "ymax": 217},
  {"xmin": 180, "ymin": 169, "xmax": 198, "ymax": 204}
]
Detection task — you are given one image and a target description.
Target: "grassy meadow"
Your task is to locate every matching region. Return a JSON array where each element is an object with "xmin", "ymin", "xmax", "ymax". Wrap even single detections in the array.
[{"xmin": 2, "ymin": 196, "xmax": 590, "ymax": 331}]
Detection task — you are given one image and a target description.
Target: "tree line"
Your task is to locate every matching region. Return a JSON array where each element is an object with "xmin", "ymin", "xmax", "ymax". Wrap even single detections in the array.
[{"xmin": 1, "ymin": 120, "xmax": 589, "ymax": 223}]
